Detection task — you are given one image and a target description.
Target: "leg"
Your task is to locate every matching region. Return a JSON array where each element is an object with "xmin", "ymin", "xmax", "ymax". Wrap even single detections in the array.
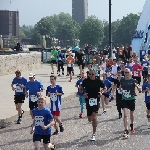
[
  {"xmin": 79, "ymin": 65, "xmax": 82, "ymax": 76},
  {"xmin": 61, "ymin": 63, "xmax": 64, "ymax": 75},
  {"xmin": 58, "ymin": 63, "xmax": 60, "ymax": 76},
  {"xmin": 17, "ymin": 103, "xmax": 22, "ymax": 117},
  {"xmin": 91, "ymin": 112, "xmax": 98, "ymax": 135},
  {"xmin": 123, "ymin": 108, "xmax": 128, "ymax": 130},
  {"xmin": 101, "ymin": 95, "xmax": 105, "ymax": 111},
  {"xmin": 34, "ymin": 141, "xmax": 41, "ymax": 150},
  {"xmin": 15, "ymin": 104, "xmax": 18, "ymax": 111}
]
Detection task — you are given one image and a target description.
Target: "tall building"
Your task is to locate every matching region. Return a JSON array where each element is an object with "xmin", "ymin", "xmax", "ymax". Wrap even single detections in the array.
[
  {"xmin": 0, "ymin": 10, "xmax": 19, "ymax": 37},
  {"xmin": 72, "ymin": 0, "xmax": 88, "ymax": 25}
]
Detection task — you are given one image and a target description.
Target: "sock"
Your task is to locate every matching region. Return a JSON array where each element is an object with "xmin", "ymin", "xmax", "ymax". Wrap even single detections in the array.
[{"xmin": 130, "ymin": 124, "xmax": 133, "ymax": 130}]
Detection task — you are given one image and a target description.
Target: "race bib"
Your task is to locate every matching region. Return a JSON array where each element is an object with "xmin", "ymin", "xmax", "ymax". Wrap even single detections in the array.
[
  {"xmin": 117, "ymin": 88, "xmax": 122, "ymax": 94},
  {"xmin": 89, "ymin": 98, "xmax": 97, "ymax": 106},
  {"xmin": 122, "ymin": 90, "xmax": 131, "ymax": 98},
  {"xmin": 143, "ymin": 63, "xmax": 147, "ymax": 67},
  {"xmin": 50, "ymin": 93, "xmax": 57, "ymax": 101},
  {"xmin": 134, "ymin": 71, "xmax": 138, "ymax": 76},
  {"xmin": 68, "ymin": 64, "xmax": 71, "ymax": 67},
  {"xmin": 147, "ymin": 91, "xmax": 150, "ymax": 96},
  {"xmin": 51, "ymin": 55, "xmax": 54, "ymax": 58},
  {"xmin": 35, "ymin": 116, "xmax": 44, "ymax": 126},
  {"xmin": 30, "ymin": 95, "xmax": 38, "ymax": 102},
  {"xmin": 59, "ymin": 57, "xmax": 61, "ymax": 60},
  {"xmin": 16, "ymin": 85, "xmax": 23, "ymax": 92}
]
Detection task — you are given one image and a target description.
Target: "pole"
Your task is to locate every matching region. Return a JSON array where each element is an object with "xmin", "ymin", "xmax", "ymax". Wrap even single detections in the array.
[{"xmin": 109, "ymin": 0, "xmax": 112, "ymax": 58}]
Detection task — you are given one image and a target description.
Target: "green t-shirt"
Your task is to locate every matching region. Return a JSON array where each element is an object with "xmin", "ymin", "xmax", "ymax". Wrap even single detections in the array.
[{"xmin": 51, "ymin": 50, "xmax": 58, "ymax": 60}]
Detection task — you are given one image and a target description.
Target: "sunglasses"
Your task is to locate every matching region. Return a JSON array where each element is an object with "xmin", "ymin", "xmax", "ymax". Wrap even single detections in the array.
[{"xmin": 89, "ymin": 74, "xmax": 94, "ymax": 76}]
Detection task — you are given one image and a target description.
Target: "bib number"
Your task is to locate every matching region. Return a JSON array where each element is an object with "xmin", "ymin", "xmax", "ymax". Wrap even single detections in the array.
[
  {"xmin": 134, "ymin": 71, "xmax": 138, "ymax": 76},
  {"xmin": 122, "ymin": 90, "xmax": 131, "ymax": 98},
  {"xmin": 117, "ymin": 88, "xmax": 122, "ymax": 94},
  {"xmin": 30, "ymin": 95, "xmax": 38, "ymax": 102},
  {"xmin": 50, "ymin": 93, "xmax": 57, "ymax": 101},
  {"xmin": 68, "ymin": 64, "xmax": 71, "ymax": 67},
  {"xmin": 89, "ymin": 98, "xmax": 97, "ymax": 106},
  {"xmin": 35, "ymin": 116, "xmax": 44, "ymax": 126},
  {"xmin": 16, "ymin": 86, "xmax": 23, "ymax": 92}
]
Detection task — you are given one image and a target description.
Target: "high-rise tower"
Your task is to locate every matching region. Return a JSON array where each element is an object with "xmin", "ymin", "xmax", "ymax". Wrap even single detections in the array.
[{"xmin": 72, "ymin": 0, "xmax": 88, "ymax": 25}]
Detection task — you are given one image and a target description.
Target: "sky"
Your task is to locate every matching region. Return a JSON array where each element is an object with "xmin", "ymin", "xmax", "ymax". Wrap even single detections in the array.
[{"xmin": 0, "ymin": 0, "xmax": 146, "ymax": 26}]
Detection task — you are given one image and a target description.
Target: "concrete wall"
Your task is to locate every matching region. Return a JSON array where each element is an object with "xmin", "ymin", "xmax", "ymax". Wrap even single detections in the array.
[{"xmin": 0, "ymin": 52, "xmax": 41, "ymax": 76}]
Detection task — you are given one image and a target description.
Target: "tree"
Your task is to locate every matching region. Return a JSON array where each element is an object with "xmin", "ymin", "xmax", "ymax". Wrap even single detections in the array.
[
  {"xmin": 79, "ymin": 16, "xmax": 104, "ymax": 47},
  {"xmin": 19, "ymin": 29, "xmax": 26, "ymax": 38},
  {"xmin": 20, "ymin": 25, "xmax": 33, "ymax": 38},
  {"xmin": 30, "ymin": 29, "xmax": 42, "ymax": 45},
  {"xmin": 113, "ymin": 13, "xmax": 140, "ymax": 46}
]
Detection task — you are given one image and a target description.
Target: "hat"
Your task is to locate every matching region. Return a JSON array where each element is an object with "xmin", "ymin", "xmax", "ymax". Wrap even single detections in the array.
[{"xmin": 28, "ymin": 73, "xmax": 35, "ymax": 77}]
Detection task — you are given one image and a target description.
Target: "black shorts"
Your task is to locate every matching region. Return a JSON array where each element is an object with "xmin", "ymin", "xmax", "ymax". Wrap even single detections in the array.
[
  {"xmin": 67, "ymin": 67, "xmax": 73, "ymax": 74},
  {"xmin": 86, "ymin": 98, "xmax": 100, "ymax": 116},
  {"xmin": 132, "ymin": 76, "xmax": 141, "ymax": 85},
  {"xmin": 78, "ymin": 61, "xmax": 83, "ymax": 66},
  {"xmin": 146, "ymin": 103, "xmax": 150, "ymax": 110},
  {"xmin": 29, "ymin": 101, "xmax": 38, "ymax": 110},
  {"xmin": 142, "ymin": 71, "xmax": 148, "ymax": 79},
  {"xmin": 122, "ymin": 100, "xmax": 135, "ymax": 111},
  {"xmin": 14, "ymin": 94, "xmax": 25, "ymax": 104},
  {"xmin": 51, "ymin": 60, "xmax": 56, "ymax": 64},
  {"xmin": 102, "ymin": 93, "xmax": 109, "ymax": 98},
  {"xmin": 82, "ymin": 63, "xmax": 85, "ymax": 69},
  {"xmin": 33, "ymin": 134, "xmax": 50, "ymax": 144}
]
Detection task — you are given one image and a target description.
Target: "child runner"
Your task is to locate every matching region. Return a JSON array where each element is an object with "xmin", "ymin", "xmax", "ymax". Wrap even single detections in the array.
[
  {"xmin": 46, "ymin": 75, "xmax": 64, "ymax": 135},
  {"xmin": 101, "ymin": 73, "xmax": 112, "ymax": 114},
  {"xmin": 30, "ymin": 96, "xmax": 56, "ymax": 150},
  {"xmin": 75, "ymin": 72, "xmax": 86, "ymax": 118},
  {"xmin": 91, "ymin": 59, "xmax": 100, "ymax": 79},
  {"xmin": 142, "ymin": 74, "xmax": 150, "ymax": 128}
]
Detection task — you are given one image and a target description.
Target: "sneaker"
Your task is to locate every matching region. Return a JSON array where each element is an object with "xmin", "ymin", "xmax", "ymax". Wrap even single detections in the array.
[
  {"xmin": 66, "ymin": 74, "xmax": 69, "ymax": 76},
  {"xmin": 22, "ymin": 110, "xmax": 24, "ymax": 115},
  {"xmin": 91, "ymin": 134, "xmax": 95, "ymax": 141},
  {"xmin": 58, "ymin": 74, "xmax": 60, "ymax": 76},
  {"xmin": 79, "ymin": 113, "xmax": 82, "ymax": 118},
  {"xmin": 51, "ymin": 144, "xmax": 56, "ymax": 150},
  {"xmin": 51, "ymin": 72, "xmax": 54, "ymax": 74},
  {"xmin": 119, "ymin": 113, "xmax": 122, "ymax": 119},
  {"xmin": 72, "ymin": 72, "xmax": 74, "ymax": 75},
  {"xmin": 130, "ymin": 128, "xmax": 135, "ymax": 134},
  {"xmin": 102, "ymin": 110, "xmax": 106, "ymax": 115},
  {"xmin": 62, "ymin": 72, "xmax": 64, "ymax": 75},
  {"xmin": 123, "ymin": 130, "xmax": 129, "ymax": 138},
  {"xmin": 52, "ymin": 130, "xmax": 59, "ymax": 135},
  {"xmin": 59, "ymin": 125, "xmax": 64, "ymax": 132},
  {"xmin": 16, "ymin": 118, "xmax": 22, "ymax": 124}
]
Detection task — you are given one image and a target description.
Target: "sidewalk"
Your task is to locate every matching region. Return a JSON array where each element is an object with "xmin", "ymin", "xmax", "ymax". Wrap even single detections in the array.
[{"xmin": 0, "ymin": 64, "xmax": 82, "ymax": 123}]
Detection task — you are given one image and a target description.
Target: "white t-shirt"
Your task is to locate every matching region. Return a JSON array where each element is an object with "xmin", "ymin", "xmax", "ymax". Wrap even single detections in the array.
[
  {"xmin": 102, "ymin": 62, "xmax": 106, "ymax": 71},
  {"xmin": 111, "ymin": 65, "xmax": 118, "ymax": 79}
]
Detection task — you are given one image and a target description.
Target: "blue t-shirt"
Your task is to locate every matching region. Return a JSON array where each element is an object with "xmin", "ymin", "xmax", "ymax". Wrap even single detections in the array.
[
  {"xmin": 141, "ymin": 60, "xmax": 149, "ymax": 71},
  {"xmin": 107, "ymin": 76, "xmax": 112, "ymax": 82},
  {"xmin": 76, "ymin": 78, "xmax": 86, "ymax": 96},
  {"xmin": 125, "ymin": 65, "xmax": 132, "ymax": 71},
  {"xmin": 12, "ymin": 77, "xmax": 27, "ymax": 95},
  {"xmin": 103, "ymin": 79, "xmax": 112, "ymax": 95},
  {"xmin": 26, "ymin": 80, "xmax": 44, "ymax": 101},
  {"xmin": 74, "ymin": 46, "xmax": 79, "ymax": 52},
  {"xmin": 142, "ymin": 82, "xmax": 150, "ymax": 103},
  {"xmin": 32, "ymin": 107, "xmax": 53, "ymax": 135},
  {"xmin": 140, "ymin": 50, "xmax": 146, "ymax": 59},
  {"xmin": 46, "ymin": 84, "xmax": 64, "ymax": 111},
  {"xmin": 57, "ymin": 53, "xmax": 65, "ymax": 63}
]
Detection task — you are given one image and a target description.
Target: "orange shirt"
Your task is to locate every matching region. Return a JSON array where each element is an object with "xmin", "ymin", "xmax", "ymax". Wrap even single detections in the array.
[{"xmin": 66, "ymin": 56, "xmax": 74, "ymax": 65}]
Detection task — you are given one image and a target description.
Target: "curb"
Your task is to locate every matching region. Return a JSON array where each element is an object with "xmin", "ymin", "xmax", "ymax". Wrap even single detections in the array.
[{"xmin": 0, "ymin": 93, "xmax": 77, "ymax": 128}]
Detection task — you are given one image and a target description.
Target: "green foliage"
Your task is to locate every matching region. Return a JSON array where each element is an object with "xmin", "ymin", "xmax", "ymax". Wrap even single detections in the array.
[
  {"xmin": 20, "ymin": 25, "xmax": 33, "ymax": 38},
  {"xmin": 19, "ymin": 29, "xmax": 26, "ymax": 38},
  {"xmin": 79, "ymin": 16, "xmax": 104, "ymax": 46},
  {"xmin": 30, "ymin": 29, "xmax": 42, "ymax": 45}
]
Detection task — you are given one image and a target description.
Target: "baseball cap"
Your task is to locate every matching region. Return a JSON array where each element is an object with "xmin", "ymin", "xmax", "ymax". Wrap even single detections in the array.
[{"xmin": 28, "ymin": 73, "xmax": 35, "ymax": 77}]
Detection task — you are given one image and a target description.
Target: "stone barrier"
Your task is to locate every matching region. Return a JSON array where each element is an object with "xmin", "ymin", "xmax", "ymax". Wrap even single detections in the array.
[{"xmin": 0, "ymin": 52, "xmax": 41, "ymax": 76}]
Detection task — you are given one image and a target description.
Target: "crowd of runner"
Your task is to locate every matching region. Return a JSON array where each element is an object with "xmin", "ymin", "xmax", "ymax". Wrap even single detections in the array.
[{"xmin": 10, "ymin": 44, "xmax": 150, "ymax": 149}]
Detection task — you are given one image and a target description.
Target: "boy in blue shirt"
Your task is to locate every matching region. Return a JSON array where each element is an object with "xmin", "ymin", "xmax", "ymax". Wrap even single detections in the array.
[
  {"xmin": 25, "ymin": 73, "xmax": 44, "ymax": 119},
  {"xmin": 142, "ymin": 74, "xmax": 150, "ymax": 128},
  {"xmin": 11, "ymin": 70, "xmax": 27, "ymax": 124},
  {"xmin": 75, "ymin": 72, "xmax": 86, "ymax": 118},
  {"xmin": 101, "ymin": 73, "xmax": 112, "ymax": 114},
  {"xmin": 30, "ymin": 96, "xmax": 56, "ymax": 150},
  {"xmin": 46, "ymin": 75, "xmax": 64, "ymax": 135}
]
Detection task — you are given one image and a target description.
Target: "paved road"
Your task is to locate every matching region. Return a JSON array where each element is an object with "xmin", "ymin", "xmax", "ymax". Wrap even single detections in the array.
[
  {"xmin": 0, "ymin": 64, "xmax": 81, "ymax": 122},
  {"xmin": 0, "ymin": 90, "xmax": 150, "ymax": 150}
]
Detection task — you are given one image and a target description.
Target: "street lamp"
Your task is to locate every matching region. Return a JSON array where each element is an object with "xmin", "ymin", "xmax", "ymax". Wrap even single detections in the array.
[{"xmin": 109, "ymin": 0, "xmax": 112, "ymax": 57}]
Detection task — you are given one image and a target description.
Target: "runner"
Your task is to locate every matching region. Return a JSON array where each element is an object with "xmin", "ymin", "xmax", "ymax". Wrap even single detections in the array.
[
  {"xmin": 101, "ymin": 73, "xmax": 112, "ymax": 114},
  {"xmin": 79, "ymin": 69, "xmax": 106, "ymax": 141},
  {"xmin": 25, "ymin": 73, "xmax": 44, "ymax": 119},
  {"xmin": 30, "ymin": 96, "xmax": 56, "ymax": 150},
  {"xmin": 114, "ymin": 71, "xmax": 124, "ymax": 119},
  {"xmin": 11, "ymin": 70, "xmax": 27, "ymax": 124},
  {"xmin": 57, "ymin": 50, "xmax": 65, "ymax": 76},
  {"xmin": 75, "ymin": 72, "xmax": 86, "ymax": 118},
  {"xmin": 142, "ymin": 74, "xmax": 150, "ymax": 128},
  {"xmin": 50, "ymin": 46, "xmax": 58, "ymax": 74},
  {"xmin": 132, "ymin": 59, "xmax": 143, "ymax": 85},
  {"xmin": 46, "ymin": 75, "xmax": 64, "ymax": 135},
  {"xmin": 141, "ymin": 56, "xmax": 149, "ymax": 82},
  {"xmin": 120, "ymin": 68, "xmax": 141, "ymax": 138},
  {"xmin": 91, "ymin": 59, "xmax": 100, "ymax": 79},
  {"xmin": 125, "ymin": 61, "xmax": 132, "ymax": 71},
  {"xmin": 66, "ymin": 52, "xmax": 74, "ymax": 82}
]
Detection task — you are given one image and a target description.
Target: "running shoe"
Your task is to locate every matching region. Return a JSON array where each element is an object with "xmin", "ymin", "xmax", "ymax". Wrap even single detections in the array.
[
  {"xmin": 130, "ymin": 128, "xmax": 135, "ymax": 134},
  {"xmin": 59, "ymin": 125, "xmax": 64, "ymax": 132},
  {"xmin": 58, "ymin": 74, "xmax": 60, "ymax": 76},
  {"xmin": 51, "ymin": 72, "xmax": 54, "ymax": 74},
  {"xmin": 79, "ymin": 113, "xmax": 82, "ymax": 118},
  {"xmin": 51, "ymin": 144, "xmax": 56, "ymax": 150},
  {"xmin": 52, "ymin": 130, "xmax": 59, "ymax": 135},
  {"xmin": 102, "ymin": 110, "xmax": 106, "ymax": 115},
  {"xmin": 119, "ymin": 113, "xmax": 122, "ymax": 119},
  {"xmin": 16, "ymin": 118, "xmax": 22, "ymax": 124},
  {"xmin": 91, "ymin": 134, "xmax": 95, "ymax": 141},
  {"xmin": 72, "ymin": 72, "xmax": 74, "ymax": 75},
  {"xmin": 62, "ymin": 72, "xmax": 64, "ymax": 75},
  {"xmin": 123, "ymin": 130, "xmax": 129, "ymax": 138}
]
